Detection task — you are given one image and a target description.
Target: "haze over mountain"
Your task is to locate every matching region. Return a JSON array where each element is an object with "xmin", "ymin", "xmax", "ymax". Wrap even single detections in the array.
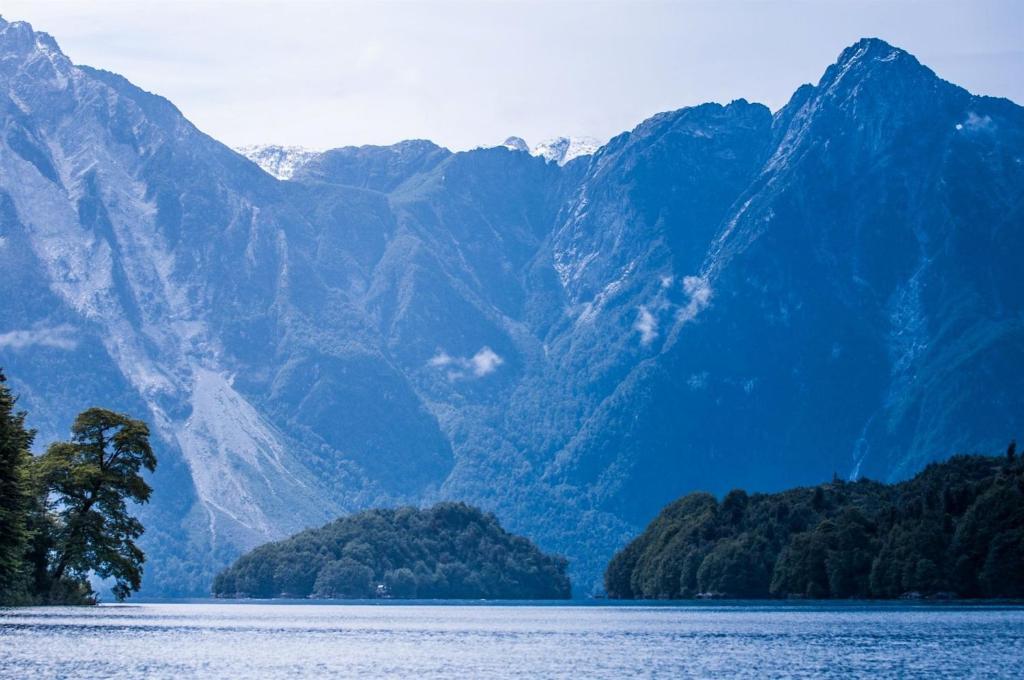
[{"xmin": 0, "ymin": 16, "xmax": 1020, "ymax": 595}]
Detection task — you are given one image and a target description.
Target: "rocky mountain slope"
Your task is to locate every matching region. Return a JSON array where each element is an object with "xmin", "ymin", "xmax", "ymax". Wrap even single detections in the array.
[{"xmin": 0, "ymin": 19, "xmax": 1019, "ymax": 594}]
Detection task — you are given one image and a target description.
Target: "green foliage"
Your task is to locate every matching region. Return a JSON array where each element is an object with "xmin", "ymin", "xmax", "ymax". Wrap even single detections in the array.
[
  {"xmin": 384, "ymin": 567, "xmax": 418, "ymax": 598},
  {"xmin": 313, "ymin": 558, "xmax": 374, "ymax": 598},
  {"xmin": 697, "ymin": 534, "xmax": 771, "ymax": 597},
  {"xmin": 607, "ymin": 451, "xmax": 1024, "ymax": 599},
  {"xmin": 0, "ymin": 370, "xmax": 35, "ymax": 601},
  {"xmin": 213, "ymin": 502, "xmax": 571, "ymax": 599},
  {"xmin": 36, "ymin": 409, "xmax": 157, "ymax": 601},
  {"xmin": 604, "ymin": 492, "xmax": 719, "ymax": 599},
  {"xmin": 0, "ymin": 371, "xmax": 156, "ymax": 606}
]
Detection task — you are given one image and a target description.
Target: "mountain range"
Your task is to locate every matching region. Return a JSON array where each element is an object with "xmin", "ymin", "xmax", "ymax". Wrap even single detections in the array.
[
  {"xmin": 0, "ymin": 16, "xmax": 1020, "ymax": 595},
  {"xmin": 238, "ymin": 135, "xmax": 603, "ymax": 181}
]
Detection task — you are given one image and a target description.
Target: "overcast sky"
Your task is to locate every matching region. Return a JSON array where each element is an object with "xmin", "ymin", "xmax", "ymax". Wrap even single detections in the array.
[{"xmin": 5, "ymin": 1, "xmax": 1022, "ymax": 151}]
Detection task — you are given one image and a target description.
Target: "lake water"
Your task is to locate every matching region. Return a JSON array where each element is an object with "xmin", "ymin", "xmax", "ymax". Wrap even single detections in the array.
[{"xmin": 2, "ymin": 601, "xmax": 1023, "ymax": 678}]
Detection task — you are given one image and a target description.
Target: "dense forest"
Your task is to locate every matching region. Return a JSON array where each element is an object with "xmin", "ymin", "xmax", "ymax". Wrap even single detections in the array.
[
  {"xmin": 213, "ymin": 502, "xmax": 571, "ymax": 599},
  {"xmin": 0, "ymin": 370, "xmax": 156, "ymax": 605},
  {"xmin": 606, "ymin": 450, "xmax": 1024, "ymax": 600}
]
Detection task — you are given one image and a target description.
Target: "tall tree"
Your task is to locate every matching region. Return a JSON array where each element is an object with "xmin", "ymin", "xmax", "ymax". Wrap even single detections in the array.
[
  {"xmin": 37, "ymin": 408, "xmax": 156, "ymax": 601},
  {"xmin": 0, "ymin": 369, "xmax": 35, "ymax": 600}
]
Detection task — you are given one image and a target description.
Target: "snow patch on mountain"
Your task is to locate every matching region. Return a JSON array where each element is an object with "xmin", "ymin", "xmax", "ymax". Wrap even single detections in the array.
[
  {"xmin": 531, "ymin": 136, "xmax": 603, "ymax": 165},
  {"xmin": 495, "ymin": 135, "xmax": 603, "ymax": 165},
  {"xmin": 236, "ymin": 144, "xmax": 321, "ymax": 180}
]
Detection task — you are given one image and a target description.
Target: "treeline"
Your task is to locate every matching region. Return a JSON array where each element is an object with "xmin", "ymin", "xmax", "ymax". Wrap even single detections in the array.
[
  {"xmin": 606, "ymin": 449, "xmax": 1024, "ymax": 599},
  {"xmin": 213, "ymin": 502, "xmax": 571, "ymax": 599},
  {"xmin": 0, "ymin": 370, "xmax": 156, "ymax": 605}
]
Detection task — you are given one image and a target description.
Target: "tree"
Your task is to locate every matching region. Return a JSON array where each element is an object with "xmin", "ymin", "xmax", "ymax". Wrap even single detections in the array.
[
  {"xmin": 604, "ymin": 540, "xmax": 640, "ymax": 598},
  {"xmin": 697, "ymin": 534, "xmax": 771, "ymax": 597},
  {"xmin": 825, "ymin": 509, "xmax": 876, "ymax": 597},
  {"xmin": 0, "ymin": 370, "xmax": 35, "ymax": 600},
  {"xmin": 770, "ymin": 529, "xmax": 830, "ymax": 598},
  {"xmin": 979, "ymin": 529, "xmax": 1024, "ymax": 598},
  {"xmin": 36, "ymin": 408, "xmax": 156, "ymax": 601},
  {"xmin": 385, "ymin": 567, "xmax": 418, "ymax": 598},
  {"xmin": 313, "ymin": 558, "xmax": 374, "ymax": 598}
]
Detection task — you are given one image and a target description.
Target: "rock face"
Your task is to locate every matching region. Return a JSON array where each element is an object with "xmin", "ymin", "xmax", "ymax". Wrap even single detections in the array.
[{"xmin": 0, "ymin": 19, "xmax": 1020, "ymax": 595}]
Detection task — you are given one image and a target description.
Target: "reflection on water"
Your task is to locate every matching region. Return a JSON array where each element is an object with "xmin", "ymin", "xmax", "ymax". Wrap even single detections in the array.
[{"xmin": 2, "ymin": 601, "xmax": 1023, "ymax": 678}]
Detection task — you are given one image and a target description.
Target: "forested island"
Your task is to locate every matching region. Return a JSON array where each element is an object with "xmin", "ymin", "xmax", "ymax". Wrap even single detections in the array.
[
  {"xmin": 213, "ymin": 502, "xmax": 571, "ymax": 599},
  {"xmin": 0, "ymin": 371, "xmax": 156, "ymax": 605},
  {"xmin": 606, "ymin": 450, "xmax": 1024, "ymax": 600}
]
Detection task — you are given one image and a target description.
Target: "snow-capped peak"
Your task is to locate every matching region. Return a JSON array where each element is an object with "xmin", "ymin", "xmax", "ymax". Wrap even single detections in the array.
[
  {"xmin": 495, "ymin": 135, "xmax": 603, "ymax": 165},
  {"xmin": 531, "ymin": 136, "xmax": 603, "ymax": 166},
  {"xmin": 235, "ymin": 144, "xmax": 321, "ymax": 180},
  {"xmin": 502, "ymin": 136, "xmax": 530, "ymax": 153}
]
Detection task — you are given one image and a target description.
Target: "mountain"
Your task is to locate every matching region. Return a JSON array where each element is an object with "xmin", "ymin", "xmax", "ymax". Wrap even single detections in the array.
[
  {"xmin": 235, "ymin": 144, "xmax": 321, "ymax": 180},
  {"xmin": 0, "ymin": 18, "xmax": 1020, "ymax": 596},
  {"xmin": 543, "ymin": 38, "xmax": 1024, "ymax": 535}
]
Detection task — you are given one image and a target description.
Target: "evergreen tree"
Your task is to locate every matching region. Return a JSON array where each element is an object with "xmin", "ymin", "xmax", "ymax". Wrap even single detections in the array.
[
  {"xmin": 0, "ymin": 369, "xmax": 34, "ymax": 602},
  {"xmin": 385, "ymin": 567, "xmax": 418, "ymax": 598},
  {"xmin": 37, "ymin": 408, "xmax": 156, "ymax": 601}
]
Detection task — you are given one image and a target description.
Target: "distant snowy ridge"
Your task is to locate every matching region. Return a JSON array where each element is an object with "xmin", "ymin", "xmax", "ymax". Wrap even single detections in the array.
[
  {"xmin": 531, "ymin": 136, "xmax": 603, "ymax": 165},
  {"xmin": 242, "ymin": 137, "xmax": 602, "ymax": 176},
  {"xmin": 236, "ymin": 144, "xmax": 321, "ymax": 180},
  {"xmin": 499, "ymin": 136, "xmax": 604, "ymax": 165}
]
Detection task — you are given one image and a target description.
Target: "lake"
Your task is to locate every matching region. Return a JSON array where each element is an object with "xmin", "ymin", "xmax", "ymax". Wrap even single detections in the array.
[{"xmin": 2, "ymin": 601, "xmax": 1023, "ymax": 678}]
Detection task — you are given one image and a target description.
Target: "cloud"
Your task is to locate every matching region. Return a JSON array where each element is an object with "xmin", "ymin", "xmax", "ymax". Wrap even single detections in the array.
[
  {"xmin": 633, "ymin": 306, "xmax": 658, "ymax": 345},
  {"xmin": 469, "ymin": 347, "xmax": 503, "ymax": 377},
  {"xmin": 0, "ymin": 324, "xmax": 78, "ymax": 351},
  {"xmin": 427, "ymin": 351, "xmax": 454, "ymax": 368},
  {"xmin": 678, "ymin": 275, "xmax": 712, "ymax": 324},
  {"xmin": 956, "ymin": 111, "xmax": 995, "ymax": 133},
  {"xmin": 427, "ymin": 346, "xmax": 504, "ymax": 380}
]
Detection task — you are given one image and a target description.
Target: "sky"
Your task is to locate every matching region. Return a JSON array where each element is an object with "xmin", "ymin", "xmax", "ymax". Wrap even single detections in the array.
[{"xmin": 4, "ymin": 0, "xmax": 1022, "ymax": 151}]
